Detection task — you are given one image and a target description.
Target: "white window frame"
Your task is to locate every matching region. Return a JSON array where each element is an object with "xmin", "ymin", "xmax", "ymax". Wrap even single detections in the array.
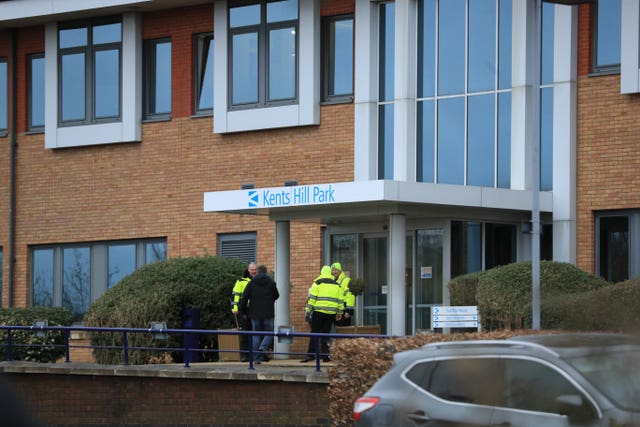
[
  {"xmin": 45, "ymin": 12, "xmax": 142, "ymax": 149},
  {"xmin": 213, "ymin": 0, "xmax": 320, "ymax": 133}
]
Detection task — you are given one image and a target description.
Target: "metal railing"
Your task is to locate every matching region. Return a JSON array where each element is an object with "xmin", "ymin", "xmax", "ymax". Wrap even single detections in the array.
[{"xmin": 0, "ymin": 325, "xmax": 387, "ymax": 372}]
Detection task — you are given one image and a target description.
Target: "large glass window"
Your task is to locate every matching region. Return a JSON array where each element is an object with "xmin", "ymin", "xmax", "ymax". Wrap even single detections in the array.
[
  {"xmin": 228, "ymin": 0, "xmax": 298, "ymax": 109},
  {"xmin": 594, "ymin": 0, "xmax": 621, "ymax": 72},
  {"xmin": 597, "ymin": 214, "xmax": 630, "ymax": 282},
  {"xmin": 31, "ymin": 239, "xmax": 166, "ymax": 321},
  {"xmin": 322, "ymin": 15, "xmax": 353, "ymax": 103},
  {"xmin": 378, "ymin": 2, "xmax": 395, "ymax": 180},
  {"xmin": 195, "ymin": 33, "xmax": 213, "ymax": 114},
  {"xmin": 540, "ymin": 3, "xmax": 554, "ymax": 191},
  {"xmin": 29, "ymin": 53, "xmax": 45, "ymax": 130},
  {"xmin": 58, "ymin": 19, "xmax": 122, "ymax": 125},
  {"xmin": 0, "ymin": 58, "xmax": 6, "ymax": 135},
  {"xmin": 417, "ymin": 0, "xmax": 512, "ymax": 187},
  {"xmin": 144, "ymin": 38, "xmax": 172, "ymax": 119}
]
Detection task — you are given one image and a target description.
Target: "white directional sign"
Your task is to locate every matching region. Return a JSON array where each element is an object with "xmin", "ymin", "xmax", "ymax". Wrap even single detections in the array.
[{"xmin": 431, "ymin": 306, "xmax": 480, "ymax": 331}]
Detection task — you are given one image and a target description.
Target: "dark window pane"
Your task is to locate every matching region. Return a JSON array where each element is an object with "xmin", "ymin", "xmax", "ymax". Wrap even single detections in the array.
[
  {"xmin": 485, "ymin": 223, "xmax": 517, "ymax": 269},
  {"xmin": 61, "ymin": 53, "xmax": 86, "ymax": 121},
  {"xmin": 595, "ymin": 0, "xmax": 621, "ymax": 69},
  {"xmin": 269, "ymin": 27, "xmax": 296, "ymax": 101},
  {"xmin": 418, "ymin": 0, "xmax": 436, "ymax": 98},
  {"xmin": 467, "ymin": 94, "xmax": 495, "ymax": 187},
  {"xmin": 197, "ymin": 36, "xmax": 214, "ymax": 111},
  {"xmin": 230, "ymin": 4, "xmax": 261, "ymax": 28},
  {"xmin": 32, "ymin": 249, "xmax": 54, "ymax": 307},
  {"xmin": 108, "ymin": 244, "xmax": 136, "ymax": 288},
  {"xmin": 30, "ymin": 55, "xmax": 45, "ymax": 128},
  {"xmin": 0, "ymin": 60, "xmax": 6, "ymax": 131},
  {"xmin": 451, "ymin": 221, "xmax": 483, "ymax": 278},
  {"xmin": 59, "ymin": 27, "xmax": 87, "ymax": 48},
  {"xmin": 95, "ymin": 49, "xmax": 120, "ymax": 118},
  {"xmin": 378, "ymin": 104, "xmax": 394, "ymax": 179},
  {"xmin": 438, "ymin": 0, "xmax": 465, "ymax": 95},
  {"xmin": 267, "ymin": 0, "xmax": 298, "ymax": 23},
  {"xmin": 62, "ymin": 247, "xmax": 90, "ymax": 320},
  {"xmin": 497, "ymin": 92, "xmax": 511, "ymax": 188},
  {"xmin": 599, "ymin": 216, "xmax": 629, "ymax": 282},
  {"xmin": 437, "ymin": 97, "xmax": 464, "ymax": 185},
  {"xmin": 498, "ymin": 0, "xmax": 512, "ymax": 89},
  {"xmin": 379, "ymin": 3, "xmax": 395, "ymax": 102},
  {"xmin": 93, "ymin": 22, "xmax": 121, "ymax": 44},
  {"xmin": 468, "ymin": 0, "xmax": 496, "ymax": 92},
  {"xmin": 417, "ymin": 100, "xmax": 435, "ymax": 183},
  {"xmin": 232, "ymin": 32, "xmax": 259, "ymax": 104}
]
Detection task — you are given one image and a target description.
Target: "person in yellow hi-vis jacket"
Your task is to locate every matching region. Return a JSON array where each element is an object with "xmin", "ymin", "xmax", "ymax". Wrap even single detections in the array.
[
  {"xmin": 301, "ymin": 265, "xmax": 344, "ymax": 363},
  {"xmin": 231, "ymin": 262, "xmax": 257, "ymax": 362},
  {"xmin": 331, "ymin": 262, "xmax": 355, "ymax": 326}
]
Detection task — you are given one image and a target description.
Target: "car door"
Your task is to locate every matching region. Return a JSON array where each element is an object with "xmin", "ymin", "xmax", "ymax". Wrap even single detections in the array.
[{"xmin": 489, "ymin": 357, "xmax": 601, "ymax": 427}]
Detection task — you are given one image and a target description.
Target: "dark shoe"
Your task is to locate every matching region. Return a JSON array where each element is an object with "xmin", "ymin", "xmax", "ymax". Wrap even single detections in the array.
[
  {"xmin": 240, "ymin": 356, "xmax": 248, "ymax": 362},
  {"xmin": 300, "ymin": 356, "xmax": 314, "ymax": 363},
  {"xmin": 322, "ymin": 356, "xmax": 331, "ymax": 362},
  {"xmin": 260, "ymin": 354, "xmax": 270, "ymax": 362},
  {"xmin": 253, "ymin": 359, "xmax": 261, "ymax": 364}
]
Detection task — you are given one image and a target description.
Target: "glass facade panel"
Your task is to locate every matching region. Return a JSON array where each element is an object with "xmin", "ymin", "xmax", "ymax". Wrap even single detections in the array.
[
  {"xmin": 146, "ymin": 242, "xmax": 167, "ymax": 264},
  {"xmin": 325, "ymin": 17, "xmax": 353, "ymax": 99},
  {"xmin": 541, "ymin": 2, "xmax": 554, "ymax": 85},
  {"xmin": 108, "ymin": 244, "xmax": 136, "ymax": 288},
  {"xmin": 30, "ymin": 54, "xmax": 45, "ymax": 128},
  {"xmin": 363, "ymin": 236, "xmax": 387, "ymax": 334},
  {"xmin": 267, "ymin": 0, "xmax": 298, "ymax": 23},
  {"xmin": 230, "ymin": 4, "xmax": 261, "ymax": 28},
  {"xmin": 417, "ymin": 100, "xmax": 435, "ymax": 183},
  {"xmin": 62, "ymin": 247, "xmax": 90, "ymax": 320},
  {"xmin": 93, "ymin": 22, "xmax": 121, "ymax": 45},
  {"xmin": 437, "ymin": 97, "xmax": 465, "ymax": 185},
  {"xmin": 0, "ymin": 59, "xmax": 6, "ymax": 132},
  {"xmin": 146, "ymin": 39, "xmax": 172, "ymax": 116},
  {"xmin": 468, "ymin": 0, "xmax": 496, "ymax": 93},
  {"xmin": 196, "ymin": 35, "xmax": 213, "ymax": 112},
  {"xmin": 541, "ymin": 87, "xmax": 553, "ymax": 191},
  {"xmin": 268, "ymin": 27, "xmax": 296, "ymax": 101},
  {"xmin": 418, "ymin": 0, "xmax": 435, "ymax": 98},
  {"xmin": 378, "ymin": 104, "xmax": 394, "ymax": 180},
  {"xmin": 595, "ymin": 0, "xmax": 621, "ymax": 69},
  {"xmin": 95, "ymin": 49, "xmax": 120, "ymax": 118},
  {"xmin": 467, "ymin": 94, "xmax": 495, "ymax": 187},
  {"xmin": 61, "ymin": 53, "xmax": 86, "ymax": 121},
  {"xmin": 32, "ymin": 249, "xmax": 54, "ymax": 307},
  {"xmin": 451, "ymin": 221, "xmax": 483, "ymax": 278},
  {"xmin": 59, "ymin": 27, "xmax": 87, "ymax": 49},
  {"xmin": 232, "ymin": 32, "xmax": 259, "ymax": 104},
  {"xmin": 599, "ymin": 216, "xmax": 629, "ymax": 283},
  {"xmin": 497, "ymin": 92, "xmax": 511, "ymax": 188},
  {"xmin": 438, "ymin": 0, "xmax": 465, "ymax": 95},
  {"xmin": 498, "ymin": 0, "xmax": 512, "ymax": 90},
  {"xmin": 485, "ymin": 223, "xmax": 517, "ymax": 269},
  {"xmin": 379, "ymin": 3, "xmax": 395, "ymax": 102},
  {"xmin": 414, "ymin": 229, "xmax": 443, "ymax": 330},
  {"xmin": 330, "ymin": 234, "xmax": 357, "ymax": 279}
]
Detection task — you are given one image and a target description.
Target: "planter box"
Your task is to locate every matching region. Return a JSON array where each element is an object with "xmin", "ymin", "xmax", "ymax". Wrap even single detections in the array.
[
  {"xmin": 335, "ymin": 325, "xmax": 381, "ymax": 335},
  {"xmin": 217, "ymin": 330, "xmax": 241, "ymax": 362}
]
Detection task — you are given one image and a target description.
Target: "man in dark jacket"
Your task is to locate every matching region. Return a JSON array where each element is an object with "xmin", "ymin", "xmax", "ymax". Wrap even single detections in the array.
[{"xmin": 239, "ymin": 265, "xmax": 279, "ymax": 364}]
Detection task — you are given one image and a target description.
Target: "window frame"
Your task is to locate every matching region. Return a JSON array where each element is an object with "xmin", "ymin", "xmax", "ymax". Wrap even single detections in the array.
[
  {"xmin": 227, "ymin": 0, "xmax": 299, "ymax": 111},
  {"xmin": 595, "ymin": 210, "xmax": 640, "ymax": 282},
  {"xmin": 321, "ymin": 13, "xmax": 354, "ymax": 104},
  {"xmin": 194, "ymin": 32, "xmax": 214, "ymax": 116},
  {"xmin": 143, "ymin": 37, "xmax": 172, "ymax": 121},
  {"xmin": 28, "ymin": 52, "xmax": 45, "ymax": 131},
  {"xmin": 0, "ymin": 57, "xmax": 7, "ymax": 137},
  {"xmin": 592, "ymin": 0, "xmax": 621, "ymax": 75}
]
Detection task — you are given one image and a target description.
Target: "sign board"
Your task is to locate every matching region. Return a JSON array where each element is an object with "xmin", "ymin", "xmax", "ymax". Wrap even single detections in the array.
[
  {"xmin": 431, "ymin": 306, "xmax": 480, "ymax": 332},
  {"xmin": 420, "ymin": 266, "xmax": 432, "ymax": 279}
]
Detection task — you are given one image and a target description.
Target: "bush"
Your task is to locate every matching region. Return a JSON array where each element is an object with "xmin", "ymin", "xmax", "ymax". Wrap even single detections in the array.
[
  {"xmin": 474, "ymin": 261, "xmax": 608, "ymax": 330},
  {"xmin": 448, "ymin": 270, "xmax": 486, "ymax": 306},
  {"xmin": 84, "ymin": 255, "xmax": 246, "ymax": 364},
  {"xmin": 542, "ymin": 279, "xmax": 640, "ymax": 331},
  {"xmin": 0, "ymin": 307, "xmax": 74, "ymax": 362}
]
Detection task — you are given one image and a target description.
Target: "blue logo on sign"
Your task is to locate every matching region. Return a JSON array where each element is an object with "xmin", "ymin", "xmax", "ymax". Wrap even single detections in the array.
[{"xmin": 248, "ymin": 190, "xmax": 259, "ymax": 207}]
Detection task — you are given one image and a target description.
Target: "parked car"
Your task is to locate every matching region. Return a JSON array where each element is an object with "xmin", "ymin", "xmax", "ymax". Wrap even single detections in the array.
[{"xmin": 353, "ymin": 333, "xmax": 640, "ymax": 426}]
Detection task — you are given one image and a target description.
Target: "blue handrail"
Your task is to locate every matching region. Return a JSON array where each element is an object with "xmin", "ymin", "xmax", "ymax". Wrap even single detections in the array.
[{"xmin": 0, "ymin": 325, "xmax": 387, "ymax": 373}]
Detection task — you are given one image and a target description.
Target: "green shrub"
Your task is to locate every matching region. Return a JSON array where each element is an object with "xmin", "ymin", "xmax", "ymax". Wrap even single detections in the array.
[
  {"xmin": 448, "ymin": 270, "xmax": 487, "ymax": 306},
  {"xmin": 84, "ymin": 255, "xmax": 246, "ymax": 364},
  {"xmin": 542, "ymin": 279, "xmax": 640, "ymax": 331},
  {"xmin": 476, "ymin": 261, "xmax": 608, "ymax": 330},
  {"xmin": 0, "ymin": 307, "xmax": 74, "ymax": 362}
]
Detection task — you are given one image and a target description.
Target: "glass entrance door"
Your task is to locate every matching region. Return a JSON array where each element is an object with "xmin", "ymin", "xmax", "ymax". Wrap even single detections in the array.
[{"xmin": 362, "ymin": 236, "xmax": 387, "ymax": 334}]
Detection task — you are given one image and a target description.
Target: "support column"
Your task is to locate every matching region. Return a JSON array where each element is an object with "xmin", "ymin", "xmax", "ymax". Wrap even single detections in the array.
[
  {"xmin": 274, "ymin": 220, "xmax": 291, "ymax": 359},
  {"xmin": 388, "ymin": 214, "xmax": 406, "ymax": 336}
]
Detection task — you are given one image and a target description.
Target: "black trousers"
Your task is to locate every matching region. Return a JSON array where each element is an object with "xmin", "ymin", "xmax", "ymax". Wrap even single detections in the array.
[
  {"xmin": 306, "ymin": 311, "xmax": 335, "ymax": 356},
  {"xmin": 237, "ymin": 314, "xmax": 253, "ymax": 353}
]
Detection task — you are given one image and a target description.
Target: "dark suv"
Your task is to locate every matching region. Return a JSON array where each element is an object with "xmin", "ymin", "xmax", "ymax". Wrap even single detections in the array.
[{"xmin": 353, "ymin": 333, "xmax": 640, "ymax": 426}]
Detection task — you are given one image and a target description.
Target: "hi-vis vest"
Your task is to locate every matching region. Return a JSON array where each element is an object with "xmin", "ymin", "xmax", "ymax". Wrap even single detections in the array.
[
  {"xmin": 231, "ymin": 277, "xmax": 250, "ymax": 313},
  {"xmin": 306, "ymin": 277, "xmax": 345, "ymax": 315},
  {"xmin": 336, "ymin": 273, "xmax": 355, "ymax": 311}
]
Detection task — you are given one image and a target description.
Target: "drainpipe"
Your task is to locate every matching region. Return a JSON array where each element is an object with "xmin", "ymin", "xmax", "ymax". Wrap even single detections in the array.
[{"xmin": 8, "ymin": 28, "xmax": 17, "ymax": 307}]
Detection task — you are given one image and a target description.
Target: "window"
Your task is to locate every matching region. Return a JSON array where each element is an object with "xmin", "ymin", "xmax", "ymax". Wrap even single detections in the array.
[
  {"xmin": 0, "ymin": 57, "xmax": 6, "ymax": 136},
  {"xmin": 594, "ymin": 0, "xmax": 621, "ymax": 73},
  {"xmin": 144, "ymin": 38, "xmax": 171, "ymax": 119},
  {"xmin": 322, "ymin": 14, "xmax": 353, "ymax": 103},
  {"xmin": 596, "ymin": 213, "xmax": 632, "ymax": 282},
  {"xmin": 218, "ymin": 232, "xmax": 256, "ymax": 264},
  {"xmin": 378, "ymin": 2, "xmax": 395, "ymax": 180},
  {"xmin": 29, "ymin": 53, "xmax": 45, "ymax": 130},
  {"xmin": 194, "ymin": 33, "xmax": 213, "ymax": 114},
  {"xmin": 58, "ymin": 19, "xmax": 122, "ymax": 125},
  {"xmin": 31, "ymin": 239, "xmax": 167, "ymax": 321},
  {"xmin": 228, "ymin": 0, "xmax": 298, "ymax": 109}
]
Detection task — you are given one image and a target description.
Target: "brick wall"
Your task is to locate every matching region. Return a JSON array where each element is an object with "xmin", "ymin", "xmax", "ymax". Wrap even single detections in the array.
[{"xmin": 6, "ymin": 373, "xmax": 331, "ymax": 426}]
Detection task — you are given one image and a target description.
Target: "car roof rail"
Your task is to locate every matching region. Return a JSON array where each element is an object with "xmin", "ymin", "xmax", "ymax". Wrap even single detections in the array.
[{"xmin": 422, "ymin": 339, "xmax": 560, "ymax": 357}]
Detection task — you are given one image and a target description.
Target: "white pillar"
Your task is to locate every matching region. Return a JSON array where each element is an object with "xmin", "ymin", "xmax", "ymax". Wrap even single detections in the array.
[
  {"xmin": 388, "ymin": 214, "xmax": 406, "ymax": 336},
  {"xmin": 274, "ymin": 220, "xmax": 291, "ymax": 359}
]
